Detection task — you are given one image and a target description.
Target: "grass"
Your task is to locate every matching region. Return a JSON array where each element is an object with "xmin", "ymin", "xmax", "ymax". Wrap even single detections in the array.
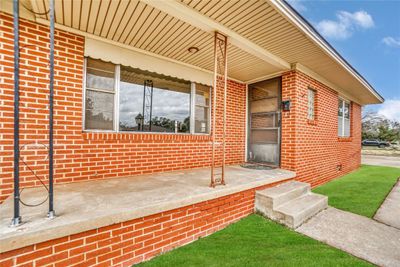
[
  {"xmin": 138, "ymin": 165, "xmax": 400, "ymax": 266},
  {"xmin": 138, "ymin": 215, "xmax": 371, "ymax": 267},
  {"xmin": 313, "ymin": 165, "xmax": 400, "ymax": 218}
]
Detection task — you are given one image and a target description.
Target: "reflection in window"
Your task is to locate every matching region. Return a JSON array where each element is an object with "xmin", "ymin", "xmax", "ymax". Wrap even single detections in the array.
[
  {"xmin": 85, "ymin": 57, "xmax": 211, "ymax": 134},
  {"xmin": 338, "ymin": 98, "xmax": 351, "ymax": 137},
  {"xmin": 195, "ymin": 84, "xmax": 210, "ymax": 133},
  {"xmin": 119, "ymin": 66, "xmax": 191, "ymax": 133},
  {"xmin": 85, "ymin": 58, "xmax": 115, "ymax": 130}
]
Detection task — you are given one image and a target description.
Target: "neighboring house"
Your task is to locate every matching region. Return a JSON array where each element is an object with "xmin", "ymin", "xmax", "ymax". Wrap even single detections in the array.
[{"xmin": 0, "ymin": 0, "xmax": 383, "ymax": 266}]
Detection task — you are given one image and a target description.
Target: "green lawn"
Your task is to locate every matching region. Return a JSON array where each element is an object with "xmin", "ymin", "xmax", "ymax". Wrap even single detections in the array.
[
  {"xmin": 138, "ymin": 215, "xmax": 371, "ymax": 267},
  {"xmin": 138, "ymin": 165, "xmax": 399, "ymax": 266},
  {"xmin": 313, "ymin": 165, "xmax": 400, "ymax": 218}
]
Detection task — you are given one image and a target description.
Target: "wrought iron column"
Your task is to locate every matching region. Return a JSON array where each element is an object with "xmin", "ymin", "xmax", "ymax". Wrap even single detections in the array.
[
  {"xmin": 210, "ymin": 32, "xmax": 228, "ymax": 188},
  {"xmin": 11, "ymin": 0, "xmax": 21, "ymax": 227},
  {"xmin": 142, "ymin": 80, "xmax": 154, "ymax": 131},
  {"xmin": 48, "ymin": 0, "xmax": 56, "ymax": 219}
]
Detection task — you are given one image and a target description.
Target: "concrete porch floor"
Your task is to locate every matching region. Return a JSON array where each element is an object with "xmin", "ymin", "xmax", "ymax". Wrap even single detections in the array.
[{"xmin": 0, "ymin": 165, "xmax": 295, "ymax": 253}]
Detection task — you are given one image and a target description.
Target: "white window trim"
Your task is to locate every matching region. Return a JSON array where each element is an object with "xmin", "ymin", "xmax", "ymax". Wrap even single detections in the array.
[
  {"xmin": 83, "ymin": 58, "xmax": 211, "ymax": 135},
  {"xmin": 338, "ymin": 97, "xmax": 351, "ymax": 137}
]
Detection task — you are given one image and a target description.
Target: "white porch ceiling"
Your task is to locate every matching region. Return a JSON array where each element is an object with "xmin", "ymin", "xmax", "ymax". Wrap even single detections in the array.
[{"xmin": 28, "ymin": 0, "xmax": 286, "ymax": 82}]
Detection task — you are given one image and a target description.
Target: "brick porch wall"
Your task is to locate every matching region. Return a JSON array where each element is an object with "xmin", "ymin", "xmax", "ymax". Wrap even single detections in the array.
[
  {"xmin": 0, "ymin": 179, "xmax": 291, "ymax": 267},
  {"xmin": 0, "ymin": 13, "xmax": 246, "ymax": 203},
  {"xmin": 281, "ymin": 70, "xmax": 362, "ymax": 187}
]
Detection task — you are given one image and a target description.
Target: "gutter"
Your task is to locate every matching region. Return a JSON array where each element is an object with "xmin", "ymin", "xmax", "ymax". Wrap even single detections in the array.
[{"xmin": 269, "ymin": 0, "xmax": 384, "ymax": 103}]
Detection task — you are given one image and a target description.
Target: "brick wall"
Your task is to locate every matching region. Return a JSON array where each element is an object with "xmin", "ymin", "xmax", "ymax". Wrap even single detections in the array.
[
  {"xmin": 0, "ymin": 179, "xmax": 291, "ymax": 267},
  {"xmin": 281, "ymin": 70, "xmax": 362, "ymax": 186},
  {"xmin": 0, "ymin": 13, "xmax": 246, "ymax": 202}
]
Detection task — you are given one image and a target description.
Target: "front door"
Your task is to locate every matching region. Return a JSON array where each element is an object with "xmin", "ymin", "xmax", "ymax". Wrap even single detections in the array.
[{"xmin": 247, "ymin": 78, "xmax": 281, "ymax": 166}]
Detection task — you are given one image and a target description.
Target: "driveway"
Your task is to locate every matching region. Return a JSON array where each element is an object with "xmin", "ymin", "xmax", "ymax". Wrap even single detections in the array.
[{"xmin": 362, "ymin": 154, "xmax": 400, "ymax": 168}]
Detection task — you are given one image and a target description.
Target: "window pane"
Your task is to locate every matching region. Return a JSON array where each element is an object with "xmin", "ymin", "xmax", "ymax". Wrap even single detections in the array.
[
  {"xmin": 195, "ymin": 84, "xmax": 210, "ymax": 106},
  {"xmin": 195, "ymin": 84, "xmax": 210, "ymax": 133},
  {"xmin": 338, "ymin": 99, "xmax": 344, "ymax": 117},
  {"xmin": 338, "ymin": 116, "xmax": 343, "ymax": 136},
  {"xmin": 85, "ymin": 90, "xmax": 114, "ymax": 130},
  {"xmin": 344, "ymin": 118, "xmax": 350, "ymax": 137},
  {"xmin": 118, "ymin": 66, "xmax": 191, "ymax": 133},
  {"xmin": 152, "ymin": 87, "xmax": 190, "ymax": 133},
  {"xmin": 86, "ymin": 58, "xmax": 115, "ymax": 91},
  {"xmin": 344, "ymin": 102, "xmax": 350, "ymax": 119},
  {"xmin": 195, "ymin": 106, "xmax": 209, "ymax": 133},
  {"xmin": 119, "ymin": 79, "xmax": 143, "ymax": 131}
]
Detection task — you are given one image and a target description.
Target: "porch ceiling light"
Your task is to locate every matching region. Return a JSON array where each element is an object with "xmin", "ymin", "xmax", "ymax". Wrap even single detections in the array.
[{"xmin": 188, "ymin": 46, "xmax": 199, "ymax": 54}]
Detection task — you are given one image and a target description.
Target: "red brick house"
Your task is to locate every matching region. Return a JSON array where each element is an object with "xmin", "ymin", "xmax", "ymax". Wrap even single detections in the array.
[{"xmin": 0, "ymin": 0, "xmax": 383, "ymax": 266}]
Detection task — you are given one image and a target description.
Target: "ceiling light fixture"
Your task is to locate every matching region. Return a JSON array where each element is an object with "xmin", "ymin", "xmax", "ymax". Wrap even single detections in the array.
[{"xmin": 188, "ymin": 46, "xmax": 199, "ymax": 53}]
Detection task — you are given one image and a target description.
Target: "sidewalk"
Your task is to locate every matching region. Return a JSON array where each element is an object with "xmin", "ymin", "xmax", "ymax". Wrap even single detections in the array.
[
  {"xmin": 374, "ymin": 179, "xmax": 400, "ymax": 229},
  {"xmin": 362, "ymin": 154, "xmax": 400, "ymax": 168},
  {"xmin": 297, "ymin": 207, "xmax": 400, "ymax": 267}
]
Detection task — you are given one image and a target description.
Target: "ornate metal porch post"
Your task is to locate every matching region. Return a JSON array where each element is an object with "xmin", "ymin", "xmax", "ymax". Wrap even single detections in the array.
[{"xmin": 210, "ymin": 32, "xmax": 228, "ymax": 187}]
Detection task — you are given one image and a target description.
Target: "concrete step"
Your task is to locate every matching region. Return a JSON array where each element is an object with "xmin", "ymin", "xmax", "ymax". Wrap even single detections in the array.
[
  {"xmin": 255, "ymin": 181, "xmax": 310, "ymax": 210},
  {"xmin": 275, "ymin": 193, "xmax": 328, "ymax": 229}
]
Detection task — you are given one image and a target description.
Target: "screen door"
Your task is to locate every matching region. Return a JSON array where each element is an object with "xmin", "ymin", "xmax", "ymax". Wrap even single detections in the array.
[{"xmin": 248, "ymin": 78, "xmax": 281, "ymax": 166}]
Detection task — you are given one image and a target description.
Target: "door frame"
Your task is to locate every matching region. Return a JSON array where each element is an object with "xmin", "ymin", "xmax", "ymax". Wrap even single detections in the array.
[{"xmin": 246, "ymin": 77, "xmax": 282, "ymax": 167}]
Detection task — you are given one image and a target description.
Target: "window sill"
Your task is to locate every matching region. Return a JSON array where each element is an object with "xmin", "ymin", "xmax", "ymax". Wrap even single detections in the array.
[
  {"xmin": 338, "ymin": 137, "xmax": 353, "ymax": 142},
  {"xmin": 307, "ymin": 119, "xmax": 317, "ymax": 125},
  {"xmin": 82, "ymin": 131, "xmax": 212, "ymax": 141}
]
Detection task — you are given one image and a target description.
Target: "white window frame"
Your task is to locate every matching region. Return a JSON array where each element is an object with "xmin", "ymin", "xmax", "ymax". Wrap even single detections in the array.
[
  {"xmin": 83, "ymin": 57, "xmax": 211, "ymax": 135},
  {"xmin": 83, "ymin": 57, "xmax": 117, "ymax": 132},
  {"xmin": 338, "ymin": 97, "xmax": 351, "ymax": 137}
]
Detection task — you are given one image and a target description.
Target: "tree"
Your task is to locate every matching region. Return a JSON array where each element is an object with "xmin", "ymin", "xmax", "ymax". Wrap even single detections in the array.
[{"xmin": 362, "ymin": 111, "xmax": 400, "ymax": 142}]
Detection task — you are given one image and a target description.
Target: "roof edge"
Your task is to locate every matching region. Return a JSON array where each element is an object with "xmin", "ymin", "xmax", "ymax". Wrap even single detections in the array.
[{"xmin": 269, "ymin": 0, "xmax": 384, "ymax": 103}]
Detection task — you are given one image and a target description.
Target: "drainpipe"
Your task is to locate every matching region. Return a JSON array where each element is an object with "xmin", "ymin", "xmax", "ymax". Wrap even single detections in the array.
[
  {"xmin": 11, "ymin": 0, "xmax": 21, "ymax": 227},
  {"xmin": 48, "ymin": 0, "xmax": 56, "ymax": 219}
]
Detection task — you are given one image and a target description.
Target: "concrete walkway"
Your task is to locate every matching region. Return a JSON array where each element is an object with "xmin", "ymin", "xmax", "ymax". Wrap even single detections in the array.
[
  {"xmin": 297, "ymin": 207, "xmax": 400, "ymax": 267},
  {"xmin": 362, "ymin": 154, "xmax": 400, "ymax": 168},
  {"xmin": 374, "ymin": 179, "xmax": 400, "ymax": 229}
]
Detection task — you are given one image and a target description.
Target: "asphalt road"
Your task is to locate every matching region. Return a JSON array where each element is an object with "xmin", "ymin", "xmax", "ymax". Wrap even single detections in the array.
[{"xmin": 362, "ymin": 154, "xmax": 400, "ymax": 168}]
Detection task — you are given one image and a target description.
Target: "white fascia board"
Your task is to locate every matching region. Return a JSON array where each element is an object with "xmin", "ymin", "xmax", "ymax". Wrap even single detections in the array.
[
  {"xmin": 141, "ymin": 0, "xmax": 291, "ymax": 71},
  {"xmin": 269, "ymin": 0, "xmax": 384, "ymax": 103}
]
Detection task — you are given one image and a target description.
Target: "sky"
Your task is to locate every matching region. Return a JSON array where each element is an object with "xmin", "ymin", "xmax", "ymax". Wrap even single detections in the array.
[{"xmin": 286, "ymin": 0, "xmax": 400, "ymax": 121}]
